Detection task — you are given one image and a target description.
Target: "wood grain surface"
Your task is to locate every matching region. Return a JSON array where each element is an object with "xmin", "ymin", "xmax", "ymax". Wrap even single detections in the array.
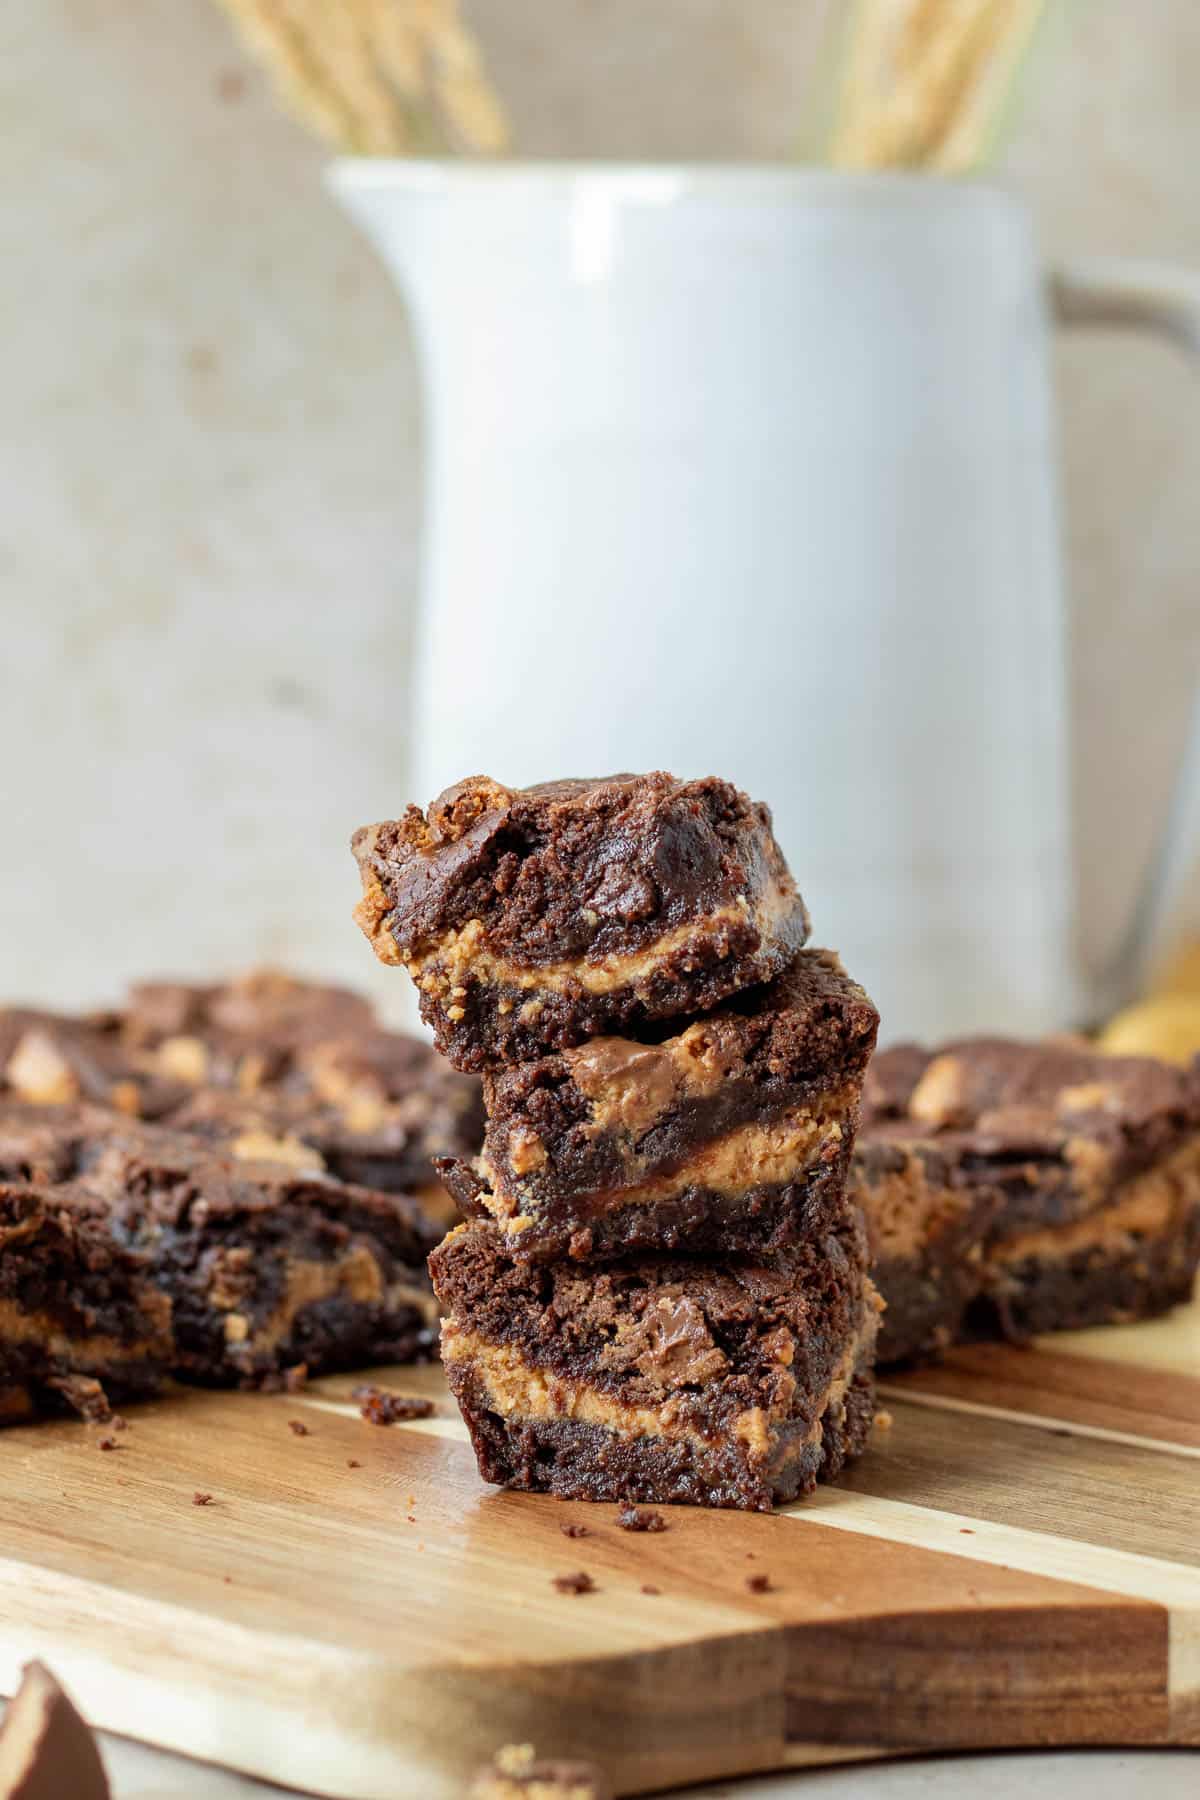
[{"xmin": 0, "ymin": 1287, "xmax": 1196, "ymax": 1799}]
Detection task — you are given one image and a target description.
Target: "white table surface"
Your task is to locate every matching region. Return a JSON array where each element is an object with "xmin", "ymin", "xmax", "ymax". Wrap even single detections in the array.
[{"xmin": 99, "ymin": 1735, "xmax": 1197, "ymax": 1798}]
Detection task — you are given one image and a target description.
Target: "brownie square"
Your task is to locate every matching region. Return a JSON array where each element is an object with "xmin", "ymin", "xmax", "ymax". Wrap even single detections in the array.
[
  {"xmin": 167, "ymin": 1028, "xmax": 482, "ymax": 1225},
  {"xmin": 851, "ymin": 1128, "xmax": 997, "ymax": 1364},
  {"xmin": 352, "ymin": 773, "xmax": 810, "ymax": 1069},
  {"xmin": 1, "ymin": 1005, "xmax": 189, "ymax": 1119},
  {"xmin": 1, "ymin": 972, "xmax": 378, "ymax": 1122},
  {"xmin": 119, "ymin": 969, "xmax": 377, "ymax": 1093},
  {"xmin": 429, "ymin": 1213, "xmax": 879, "ymax": 1512},
  {"xmin": 440, "ymin": 949, "xmax": 878, "ymax": 1262},
  {"xmin": 0, "ymin": 1103, "xmax": 440, "ymax": 1421},
  {"xmin": 859, "ymin": 1038, "xmax": 1200, "ymax": 1345}
]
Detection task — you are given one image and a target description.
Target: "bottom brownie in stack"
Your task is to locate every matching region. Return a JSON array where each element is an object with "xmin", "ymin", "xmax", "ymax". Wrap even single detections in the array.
[{"xmin": 430, "ymin": 1210, "xmax": 879, "ymax": 1512}]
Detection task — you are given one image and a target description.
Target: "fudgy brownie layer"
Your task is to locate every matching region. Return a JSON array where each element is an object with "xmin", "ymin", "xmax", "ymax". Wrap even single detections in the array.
[
  {"xmin": 451, "ymin": 1354, "xmax": 877, "ymax": 1513},
  {"xmin": 976, "ymin": 1163, "xmax": 1200, "ymax": 1341},
  {"xmin": 441, "ymin": 1145, "xmax": 855, "ymax": 1264},
  {"xmin": 0, "ymin": 1103, "xmax": 440, "ymax": 1419},
  {"xmin": 859, "ymin": 1038, "xmax": 1200, "ymax": 1349},
  {"xmin": 430, "ymin": 1213, "xmax": 877, "ymax": 1511},
  {"xmin": 352, "ymin": 773, "xmax": 810, "ymax": 1068},
  {"xmin": 442, "ymin": 949, "xmax": 878, "ymax": 1261},
  {"xmin": 852, "ymin": 1131, "xmax": 996, "ymax": 1365}
]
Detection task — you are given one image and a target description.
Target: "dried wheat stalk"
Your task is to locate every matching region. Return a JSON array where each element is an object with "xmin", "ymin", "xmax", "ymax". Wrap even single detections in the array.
[
  {"xmin": 213, "ymin": 0, "xmax": 510, "ymax": 155},
  {"xmin": 830, "ymin": 0, "xmax": 1048, "ymax": 172}
]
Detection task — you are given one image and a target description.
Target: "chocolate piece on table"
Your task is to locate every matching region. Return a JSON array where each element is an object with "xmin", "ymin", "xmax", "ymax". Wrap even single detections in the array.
[
  {"xmin": 0, "ymin": 1661, "xmax": 110, "ymax": 1800},
  {"xmin": 440, "ymin": 949, "xmax": 878, "ymax": 1261},
  {"xmin": 352, "ymin": 773, "xmax": 810, "ymax": 1070},
  {"xmin": 0, "ymin": 1103, "xmax": 439, "ymax": 1421},
  {"xmin": 430, "ymin": 1214, "xmax": 878, "ymax": 1513},
  {"xmin": 470, "ymin": 1743, "xmax": 610, "ymax": 1800},
  {"xmin": 860, "ymin": 1038, "xmax": 1200, "ymax": 1345}
]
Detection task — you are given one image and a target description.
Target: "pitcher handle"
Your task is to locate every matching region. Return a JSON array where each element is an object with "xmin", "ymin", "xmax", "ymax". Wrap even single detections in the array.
[{"xmin": 1050, "ymin": 258, "xmax": 1200, "ymax": 1012}]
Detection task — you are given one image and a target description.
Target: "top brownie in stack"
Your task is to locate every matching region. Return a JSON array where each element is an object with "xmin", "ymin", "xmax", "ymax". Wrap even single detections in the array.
[{"xmin": 351, "ymin": 773, "xmax": 811, "ymax": 1070}]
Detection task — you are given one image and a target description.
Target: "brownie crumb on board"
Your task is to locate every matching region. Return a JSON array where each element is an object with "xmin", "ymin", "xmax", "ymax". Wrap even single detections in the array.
[
  {"xmin": 353, "ymin": 1384, "xmax": 435, "ymax": 1425},
  {"xmin": 746, "ymin": 1573, "xmax": 772, "ymax": 1594},
  {"xmin": 258, "ymin": 1363, "xmax": 309, "ymax": 1395},
  {"xmin": 97, "ymin": 1438, "xmax": 118, "ymax": 1452},
  {"xmin": 559, "ymin": 1521, "xmax": 589, "ymax": 1539},
  {"xmin": 616, "ymin": 1505, "xmax": 666, "ymax": 1533},
  {"xmin": 470, "ymin": 1740, "xmax": 611, "ymax": 1800},
  {"xmin": 640, "ymin": 1584, "xmax": 661, "ymax": 1596},
  {"xmin": 287, "ymin": 1419, "xmax": 310, "ymax": 1436},
  {"xmin": 552, "ymin": 1571, "xmax": 595, "ymax": 1595},
  {"xmin": 347, "ymin": 1458, "xmax": 361, "ymax": 1469},
  {"xmin": 47, "ymin": 1373, "xmax": 113, "ymax": 1424},
  {"xmin": 193, "ymin": 1492, "xmax": 214, "ymax": 1507}
]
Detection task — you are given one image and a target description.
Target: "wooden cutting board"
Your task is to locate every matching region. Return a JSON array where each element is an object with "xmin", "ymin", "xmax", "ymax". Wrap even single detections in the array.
[{"xmin": 1, "ymin": 1290, "xmax": 1197, "ymax": 1800}]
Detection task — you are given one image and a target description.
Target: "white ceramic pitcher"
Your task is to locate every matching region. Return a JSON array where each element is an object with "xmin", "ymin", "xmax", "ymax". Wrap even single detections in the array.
[{"xmin": 331, "ymin": 163, "xmax": 1200, "ymax": 1043}]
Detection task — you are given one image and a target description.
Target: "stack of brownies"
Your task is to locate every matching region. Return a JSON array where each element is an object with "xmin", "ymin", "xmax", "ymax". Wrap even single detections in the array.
[{"xmin": 352, "ymin": 772, "xmax": 881, "ymax": 1510}]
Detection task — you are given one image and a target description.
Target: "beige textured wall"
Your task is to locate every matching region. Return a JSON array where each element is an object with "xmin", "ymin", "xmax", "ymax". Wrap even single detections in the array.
[{"xmin": 2, "ymin": 0, "xmax": 1198, "ymax": 1009}]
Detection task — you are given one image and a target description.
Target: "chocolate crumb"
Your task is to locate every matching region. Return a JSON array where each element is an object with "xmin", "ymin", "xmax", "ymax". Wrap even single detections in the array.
[
  {"xmin": 193, "ymin": 1492, "xmax": 214, "ymax": 1506},
  {"xmin": 640, "ymin": 1584, "xmax": 661, "ymax": 1596},
  {"xmin": 616, "ymin": 1505, "xmax": 666, "ymax": 1533},
  {"xmin": 559, "ymin": 1522, "xmax": 589, "ymax": 1539},
  {"xmin": 98, "ymin": 1438, "xmax": 117, "ymax": 1452},
  {"xmin": 288, "ymin": 1419, "xmax": 310, "ymax": 1436},
  {"xmin": 553, "ymin": 1571, "xmax": 595, "ymax": 1595},
  {"xmin": 357, "ymin": 1386, "xmax": 435, "ymax": 1426},
  {"xmin": 959, "ymin": 1527, "xmax": 975, "ymax": 1535},
  {"xmin": 406, "ymin": 1515, "xmax": 417, "ymax": 1524},
  {"xmin": 746, "ymin": 1573, "xmax": 772, "ymax": 1594},
  {"xmin": 347, "ymin": 1459, "xmax": 361, "ymax": 1469}
]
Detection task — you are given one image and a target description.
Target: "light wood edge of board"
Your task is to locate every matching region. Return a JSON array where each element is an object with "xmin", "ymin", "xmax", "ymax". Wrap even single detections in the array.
[
  {"xmin": 0, "ymin": 1554, "xmax": 804, "ymax": 1800},
  {"xmin": 794, "ymin": 1488, "xmax": 1200, "ymax": 1746}
]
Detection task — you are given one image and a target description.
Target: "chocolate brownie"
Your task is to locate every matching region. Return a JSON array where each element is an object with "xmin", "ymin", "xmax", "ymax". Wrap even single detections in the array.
[
  {"xmin": 470, "ymin": 1744, "xmax": 610, "ymax": 1800},
  {"xmin": 119, "ymin": 969, "xmax": 376, "ymax": 1093},
  {"xmin": 352, "ymin": 774, "xmax": 810, "ymax": 1069},
  {"xmin": 0, "ymin": 1662, "xmax": 111, "ymax": 1800},
  {"xmin": 851, "ymin": 1128, "xmax": 996, "ymax": 1364},
  {"xmin": 439, "ymin": 950, "xmax": 878, "ymax": 1261},
  {"xmin": 1, "ymin": 1006, "xmax": 189, "ymax": 1119},
  {"xmin": 429, "ymin": 1214, "xmax": 879, "ymax": 1512},
  {"xmin": 0, "ymin": 1103, "xmax": 439, "ymax": 1421},
  {"xmin": 167, "ymin": 1028, "xmax": 482, "ymax": 1223},
  {"xmin": 1, "ymin": 972, "xmax": 379, "ymax": 1122},
  {"xmin": 859, "ymin": 1038, "xmax": 1200, "ymax": 1348}
]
